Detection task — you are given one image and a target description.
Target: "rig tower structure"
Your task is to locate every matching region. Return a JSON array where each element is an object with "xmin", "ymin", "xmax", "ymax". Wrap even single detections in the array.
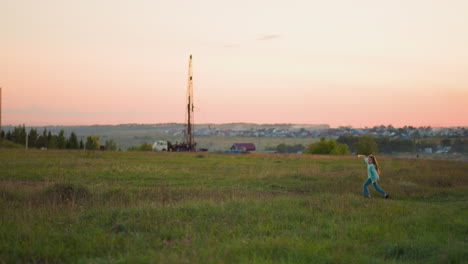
[{"xmin": 184, "ymin": 55, "xmax": 195, "ymax": 151}]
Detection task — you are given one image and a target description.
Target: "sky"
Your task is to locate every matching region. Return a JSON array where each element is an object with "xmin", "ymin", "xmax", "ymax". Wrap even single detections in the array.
[{"xmin": 1, "ymin": 0, "xmax": 467, "ymax": 128}]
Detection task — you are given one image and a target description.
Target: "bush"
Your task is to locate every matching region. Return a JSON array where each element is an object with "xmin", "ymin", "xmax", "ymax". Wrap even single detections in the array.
[
  {"xmin": 354, "ymin": 136, "xmax": 378, "ymax": 155},
  {"xmin": 105, "ymin": 139, "xmax": 118, "ymax": 151},
  {"xmin": 128, "ymin": 142, "xmax": 153, "ymax": 151},
  {"xmin": 85, "ymin": 136, "xmax": 100, "ymax": 150},
  {"xmin": 304, "ymin": 138, "xmax": 350, "ymax": 155}
]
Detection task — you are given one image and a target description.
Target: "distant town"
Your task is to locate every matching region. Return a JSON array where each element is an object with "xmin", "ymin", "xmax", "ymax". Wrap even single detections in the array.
[
  {"xmin": 175, "ymin": 124, "xmax": 468, "ymax": 139},
  {"xmin": 3, "ymin": 123, "xmax": 467, "ymax": 139}
]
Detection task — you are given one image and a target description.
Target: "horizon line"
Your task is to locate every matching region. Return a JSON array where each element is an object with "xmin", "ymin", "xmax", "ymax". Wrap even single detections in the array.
[{"xmin": 2, "ymin": 123, "xmax": 467, "ymax": 129}]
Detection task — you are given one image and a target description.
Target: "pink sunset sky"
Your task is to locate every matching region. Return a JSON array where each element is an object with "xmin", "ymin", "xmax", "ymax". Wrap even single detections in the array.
[{"xmin": 1, "ymin": 0, "xmax": 467, "ymax": 128}]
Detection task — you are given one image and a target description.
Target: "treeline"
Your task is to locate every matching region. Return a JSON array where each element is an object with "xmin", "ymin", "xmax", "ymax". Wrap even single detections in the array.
[
  {"xmin": 337, "ymin": 135, "xmax": 468, "ymax": 154},
  {"xmin": 1, "ymin": 125, "xmax": 118, "ymax": 150},
  {"xmin": 267, "ymin": 138, "xmax": 352, "ymax": 155},
  {"xmin": 269, "ymin": 136, "xmax": 468, "ymax": 155}
]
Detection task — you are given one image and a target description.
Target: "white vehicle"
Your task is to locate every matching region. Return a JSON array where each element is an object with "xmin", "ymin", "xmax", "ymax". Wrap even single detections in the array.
[{"xmin": 152, "ymin": 141, "xmax": 168, "ymax": 151}]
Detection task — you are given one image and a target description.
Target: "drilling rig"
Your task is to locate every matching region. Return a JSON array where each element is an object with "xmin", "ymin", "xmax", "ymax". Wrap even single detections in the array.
[
  {"xmin": 152, "ymin": 55, "xmax": 200, "ymax": 152},
  {"xmin": 183, "ymin": 54, "xmax": 196, "ymax": 151},
  {"xmin": 156, "ymin": 55, "xmax": 195, "ymax": 151}
]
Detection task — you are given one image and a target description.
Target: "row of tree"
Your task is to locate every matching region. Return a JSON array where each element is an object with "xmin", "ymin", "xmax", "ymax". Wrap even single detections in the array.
[
  {"xmin": 1, "ymin": 125, "xmax": 118, "ymax": 151},
  {"xmin": 337, "ymin": 135, "xmax": 468, "ymax": 154},
  {"xmin": 273, "ymin": 136, "xmax": 468, "ymax": 155},
  {"xmin": 269, "ymin": 137, "xmax": 375, "ymax": 155}
]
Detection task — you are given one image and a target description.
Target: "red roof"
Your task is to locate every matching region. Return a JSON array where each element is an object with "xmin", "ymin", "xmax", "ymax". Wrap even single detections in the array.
[{"xmin": 231, "ymin": 143, "xmax": 256, "ymax": 151}]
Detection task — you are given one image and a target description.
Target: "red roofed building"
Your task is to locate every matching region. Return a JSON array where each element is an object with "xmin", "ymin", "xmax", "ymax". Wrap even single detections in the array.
[{"xmin": 230, "ymin": 143, "xmax": 256, "ymax": 152}]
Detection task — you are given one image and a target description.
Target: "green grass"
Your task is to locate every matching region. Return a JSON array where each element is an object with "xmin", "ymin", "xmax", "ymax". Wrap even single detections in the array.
[{"xmin": 1, "ymin": 150, "xmax": 467, "ymax": 263}]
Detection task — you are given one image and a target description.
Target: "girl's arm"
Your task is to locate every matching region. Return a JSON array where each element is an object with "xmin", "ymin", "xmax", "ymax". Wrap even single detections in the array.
[{"xmin": 357, "ymin": 155, "xmax": 369, "ymax": 164}]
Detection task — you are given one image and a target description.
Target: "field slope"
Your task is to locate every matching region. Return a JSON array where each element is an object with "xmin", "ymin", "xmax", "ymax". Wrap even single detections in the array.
[{"xmin": 1, "ymin": 150, "xmax": 467, "ymax": 263}]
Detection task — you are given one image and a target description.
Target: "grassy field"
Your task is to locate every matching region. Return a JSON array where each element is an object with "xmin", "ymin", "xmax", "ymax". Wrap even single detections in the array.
[{"xmin": 0, "ymin": 150, "xmax": 467, "ymax": 263}]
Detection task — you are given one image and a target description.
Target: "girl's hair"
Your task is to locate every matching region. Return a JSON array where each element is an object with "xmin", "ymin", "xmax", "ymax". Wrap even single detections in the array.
[{"xmin": 368, "ymin": 155, "xmax": 381, "ymax": 175}]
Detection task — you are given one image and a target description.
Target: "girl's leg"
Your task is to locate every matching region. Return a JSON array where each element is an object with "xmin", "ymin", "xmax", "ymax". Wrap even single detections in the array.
[
  {"xmin": 372, "ymin": 182, "xmax": 387, "ymax": 197},
  {"xmin": 363, "ymin": 178, "xmax": 372, "ymax": 196}
]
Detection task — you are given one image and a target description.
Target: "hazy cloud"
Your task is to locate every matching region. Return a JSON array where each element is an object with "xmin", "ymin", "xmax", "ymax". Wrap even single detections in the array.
[{"xmin": 257, "ymin": 34, "xmax": 282, "ymax": 41}]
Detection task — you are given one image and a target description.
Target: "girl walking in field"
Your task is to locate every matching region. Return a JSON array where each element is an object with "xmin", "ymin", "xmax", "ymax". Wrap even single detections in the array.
[{"xmin": 357, "ymin": 154, "xmax": 389, "ymax": 199}]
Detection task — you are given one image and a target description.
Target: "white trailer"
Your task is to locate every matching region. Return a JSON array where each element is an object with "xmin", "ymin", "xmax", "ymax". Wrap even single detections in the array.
[{"xmin": 152, "ymin": 141, "xmax": 168, "ymax": 151}]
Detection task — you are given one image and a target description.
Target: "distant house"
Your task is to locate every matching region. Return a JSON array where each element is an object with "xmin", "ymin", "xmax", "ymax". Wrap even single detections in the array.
[
  {"xmin": 231, "ymin": 143, "xmax": 256, "ymax": 152},
  {"xmin": 424, "ymin": 148, "xmax": 433, "ymax": 153}
]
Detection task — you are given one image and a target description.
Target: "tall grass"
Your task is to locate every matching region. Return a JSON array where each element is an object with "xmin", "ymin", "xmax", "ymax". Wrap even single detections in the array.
[{"xmin": 0, "ymin": 150, "xmax": 467, "ymax": 263}]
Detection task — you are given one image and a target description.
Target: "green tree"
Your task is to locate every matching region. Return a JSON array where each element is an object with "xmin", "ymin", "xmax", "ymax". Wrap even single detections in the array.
[
  {"xmin": 305, "ymin": 138, "xmax": 349, "ymax": 155},
  {"xmin": 28, "ymin": 128, "xmax": 38, "ymax": 148},
  {"xmin": 105, "ymin": 139, "xmax": 118, "ymax": 151},
  {"xmin": 329, "ymin": 143, "xmax": 350, "ymax": 155},
  {"xmin": 337, "ymin": 135, "xmax": 360, "ymax": 152},
  {"xmin": 57, "ymin": 129, "xmax": 67, "ymax": 149},
  {"xmin": 276, "ymin": 143, "xmax": 288, "ymax": 153},
  {"xmin": 12, "ymin": 125, "xmax": 27, "ymax": 145},
  {"xmin": 354, "ymin": 136, "xmax": 378, "ymax": 155},
  {"xmin": 48, "ymin": 131, "xmax": 57, "ymax": 149},
  {"xmin": 375, "ymin": 137, "xmax": 415, "ymax": 153},
  {"xmin": 36, "ymin": 128, "xmax": 49, "ymax": 149},
  {"xmin": 85, "ymin": 136, "xmax": 100, "ymax": 150},
  {"xmin": 306, "ymin": 138, "xmax": 332, "ymax": 154},
  {"xmin": 5, "ymin": 130, "xmax": 12, "ymax": 141},
  {"xmin": 67, "ymin": 132, "xmax": 79, "ymax": 149}
]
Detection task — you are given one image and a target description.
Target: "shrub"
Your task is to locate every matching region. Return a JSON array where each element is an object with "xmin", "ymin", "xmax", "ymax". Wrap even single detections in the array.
[
  {"xmin": 354, "ymin": 136, "xmax": 378, "ymax": 155},
  {"xmin": 128, "ymin": 142, "xmax": 152, "ymax": 151},
  {"xmin": 304, "ymin": 138, "xmax": 350, "ymax": 155},
  {"xmin": 85, "ymin": 136, "xmax": 100, "ymax": 150}
]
